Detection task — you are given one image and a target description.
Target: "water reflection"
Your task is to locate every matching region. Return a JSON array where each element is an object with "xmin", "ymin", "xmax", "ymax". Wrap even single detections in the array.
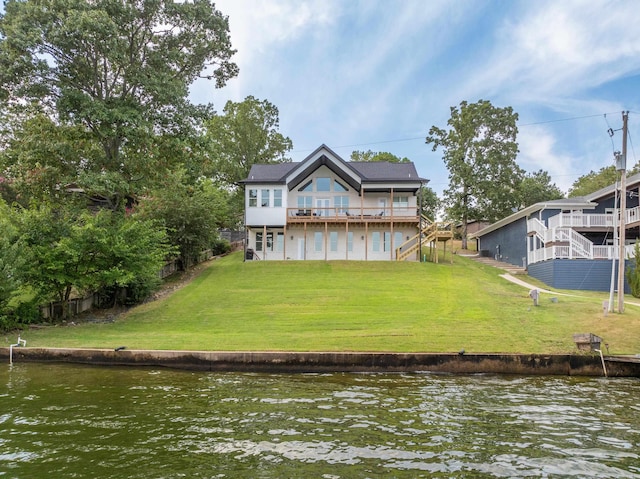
[{"xmin": 1, "ymin": 364, "xmax": 639, "ymax": 478}]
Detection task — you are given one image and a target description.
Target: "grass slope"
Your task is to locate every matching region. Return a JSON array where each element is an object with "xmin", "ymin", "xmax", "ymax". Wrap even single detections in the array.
[{"xmin": 19, "ymin": 252, "xmax": 640, "ymax": 354}]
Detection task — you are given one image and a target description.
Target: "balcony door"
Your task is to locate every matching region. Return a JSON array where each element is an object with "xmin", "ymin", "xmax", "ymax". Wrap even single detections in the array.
[
  {"xmin": 378, "ymin": 198, "xmax": 388, "ymax": 216},
  {"xmin": 316, "ymin": 198, "xmax": 330, "ymax": 217}
]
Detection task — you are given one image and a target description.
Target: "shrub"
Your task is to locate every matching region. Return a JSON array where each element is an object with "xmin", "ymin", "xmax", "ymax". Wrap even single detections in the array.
[
  {"xmin": 0, "ymin": 299, "xmax": 41, "ymax": 332},
  {"xmin": 626, "ymin": 242, "xmax": 640, "ymax": 298},
  {"xmin": 211, "ymin": 238, "xmax": 231, "ymax": 256}
]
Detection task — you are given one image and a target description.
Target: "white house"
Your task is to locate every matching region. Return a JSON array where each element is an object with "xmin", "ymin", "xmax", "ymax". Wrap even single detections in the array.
[{"xmin": 242, "ymin": 144, "xmax": 434, "ymax": 261}]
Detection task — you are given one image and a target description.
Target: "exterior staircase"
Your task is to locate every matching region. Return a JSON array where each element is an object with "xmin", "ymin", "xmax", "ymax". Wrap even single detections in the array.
[{"xmin": 396, "ymin": 215, "xmax": 454, "ymax": 262}]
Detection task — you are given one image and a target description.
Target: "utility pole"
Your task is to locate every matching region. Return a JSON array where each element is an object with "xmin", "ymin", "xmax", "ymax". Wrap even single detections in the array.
[{"xmin": 617, "ymin": 111, "xmax": 629, "ymax": 313}]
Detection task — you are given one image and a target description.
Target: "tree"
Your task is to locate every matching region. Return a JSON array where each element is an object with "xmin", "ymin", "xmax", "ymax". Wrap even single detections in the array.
[
  {"xmin": 207, "ymin": 96, "xmax": 292, "ymax": 188},
  {"xmin": 350, "ymin": 150, "xmax": 410, "ymax": 163},
  {"xmin": 626, "ymin": 243, "xmax": 640, "ymax": 298},
  {"xmin": 0, "ymin": 200, "xmax": 24, "ymax": 326},
  {"xmin": 419, "ymin": 185, "xmax": 440, "ymax": 220},
  {"xmin": 206, "ymin": 95, "xmax": 292, "ymax": 224},
  {"xmin": 15, "ymin": 204, "xmax": 170, "ymax": 317},
  {"xmin": 568, "ymin": 164, "xmax": 640, "ymax": 197},
  {"xmin": 138, "ymin": 171, "xmax": 231, "ymax": 269},
  {"xmin": 518, "ymin": 170, "xmax": 564, "ymax": 208},
  {"xmin": 0, "ymin": 0, "xmax": 238, "ymax": 208},
  {"xmin": 426, "ymin": 100, "xmax": 521, "ymax": 249}
]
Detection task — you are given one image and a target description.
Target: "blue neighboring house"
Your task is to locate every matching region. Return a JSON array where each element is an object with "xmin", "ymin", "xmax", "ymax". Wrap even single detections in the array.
[{"xmin": 471, "ymin": 173, "xmax": 640, "ymax": 292}]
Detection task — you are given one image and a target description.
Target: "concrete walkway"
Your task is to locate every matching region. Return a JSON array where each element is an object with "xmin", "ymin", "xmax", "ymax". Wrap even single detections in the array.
[{"xmin": 499, "ymin": 273, "xmax": 640, "ymax": 307}]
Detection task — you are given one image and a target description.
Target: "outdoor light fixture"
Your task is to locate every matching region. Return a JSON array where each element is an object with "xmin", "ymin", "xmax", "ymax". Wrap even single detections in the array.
[
  {"xmin": 290, "ymin": 235, "xmax": 294, "ymax": 240},
  {"xmin": 361, "ymin": 235, "xmax": 365, "ymax": 240}
]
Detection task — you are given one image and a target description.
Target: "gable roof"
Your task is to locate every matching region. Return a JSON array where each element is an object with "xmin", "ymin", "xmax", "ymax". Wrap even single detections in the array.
[
  {"xmin": 584, "ymin": 172, "xmax": 640, "ymax": 202},
  {"xmin": 243, "ymin": 144, "xmax": 425, "ymax": 191},
  {"xmin": 471, "ymin": 197, "xmax": 596, "ymax": 238}
]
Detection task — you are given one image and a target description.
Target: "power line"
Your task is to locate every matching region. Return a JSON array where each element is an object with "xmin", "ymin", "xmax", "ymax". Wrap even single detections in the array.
[
  {"xmin": 292, "ymin": 111, "xmax": 630, "ymax": 154},
  {"xmin": 292, "ymin": 136, "xmax": 424, "ymax": 154},
  {"xmin": 518, "ymin": 111, "xmax": 621, "ymax": 127}
]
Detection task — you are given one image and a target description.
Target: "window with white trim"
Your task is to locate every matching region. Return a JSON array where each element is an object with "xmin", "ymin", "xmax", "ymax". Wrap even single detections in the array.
[
  {"xmin": 393, "ymin": 196, "xmax": 409, "ymax": 207},
  {"xmin": 316, "ymin": 177, "xmax": 330, "ymax": 192},
  {"xmin": 261, "ymin": 189, "xmax": 270, "ymax": 207},
  {"xmin": 330, "ymin": 231, "xmax": 338, "ymax": 252},
  {"xmin": 274, "ymin": 189, "xmax": 282, "ymax": 207},
  {"xmin": 334, "ymin": 196, "xmax": 349, "ymax": 214},
  {"xmin": 249, "ymin": 189, "xmax": 257, "ymax": 207},
  {"xmin": 372, "ymin": 232, "xmax": 380, "ymax": 252},
  {"xmin": 314, "ymin": 232, "xmax": 323, "ymax": 252}
]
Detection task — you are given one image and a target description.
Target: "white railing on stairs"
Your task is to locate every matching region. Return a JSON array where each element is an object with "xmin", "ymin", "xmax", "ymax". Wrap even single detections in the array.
[{"xmin": 527, "ymin": 217, "xmax": 637, "ymax": 264}]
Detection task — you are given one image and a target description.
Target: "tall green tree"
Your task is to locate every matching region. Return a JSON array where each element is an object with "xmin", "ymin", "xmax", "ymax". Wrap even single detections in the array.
[
  {"xmin": 138, "ymin": 171, "xmax": 231, "ymax": 269},
  {"xmin": 419, "ymin": 185, "xmax": 440, "ymax": 220},
  {"xmin": 206, "ymin": 95, "xmax": 292, "ymax": 225},
  {"xmin": 568, "ymin": 164, "xmax": 640, "ymax": 197},
  {"xmin": 0, "ymin": 0, "xmax": 238, "ymax": 208},
  {"xmin": 426, "ymin": 100, "xmax": 521, "ymax": 248},
  {"xmin": 0, "ymin": 200, "xmax": 24, "ymax": 324},
  {"xmin": 518, "ymin": 169, "xmax": 564, "ymax": 208},
  {"xmin": 350, "ymin": 150, "xmax": 410, "ymax": 163},
  {"xmin": 207, "ymin": 95, "xmax": 292, "ymax": 188}
]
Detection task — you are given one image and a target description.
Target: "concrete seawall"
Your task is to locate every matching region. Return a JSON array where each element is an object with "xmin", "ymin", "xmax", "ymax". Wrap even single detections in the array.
[{"xmin": 2, "ymin": 348, "xmax": 640, "ymax": 376}]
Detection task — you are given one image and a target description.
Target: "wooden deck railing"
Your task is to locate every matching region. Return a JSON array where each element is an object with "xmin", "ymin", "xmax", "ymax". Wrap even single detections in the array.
[{"xmin": 286, "ymin": 207, "xmax": 418, "ymax": 222}]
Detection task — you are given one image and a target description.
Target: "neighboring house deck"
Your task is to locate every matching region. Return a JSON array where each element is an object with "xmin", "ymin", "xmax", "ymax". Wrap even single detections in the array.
[
  {"xmin": 472, "ymin": 173, "xmax": 640, "ymax": 292},
  {"xmin": 242, "ymin": 144, "xmax": 451, "ymax": 261}
]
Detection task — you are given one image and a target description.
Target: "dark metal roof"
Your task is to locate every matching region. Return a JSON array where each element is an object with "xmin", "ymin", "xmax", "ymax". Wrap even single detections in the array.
[
  {"xmin": 244, "ymin": 163, "xmax": 297, "ymax": 183},
  {"xmin": 242, "ymin": 144, "xmax": 424, "ymax": 186},
  {"xmin": 349, "ymin": 161, "xmax": 420, "ymax": 182}
]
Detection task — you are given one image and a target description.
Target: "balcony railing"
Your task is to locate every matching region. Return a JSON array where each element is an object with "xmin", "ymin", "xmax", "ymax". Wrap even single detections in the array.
[
  {"xmin": 547, "ymin": 206, "xmax": 640, "ymax": 229},
  {"xmin": 528, "ymin": 243, "xmax": 636, "ymax": 265},
  {"xmin": 286, "ymin": 207, "xmax": 418, "ymax": 223}
]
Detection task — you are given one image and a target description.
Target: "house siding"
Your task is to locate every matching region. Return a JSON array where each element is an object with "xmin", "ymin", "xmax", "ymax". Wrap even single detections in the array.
[
  {"xmin": 528, "ymin": 259, "xmax": 632, "ymax": 293},
  {"xmin": 477, "ymin": 217, "xmax": 528, "ymax": 267}
]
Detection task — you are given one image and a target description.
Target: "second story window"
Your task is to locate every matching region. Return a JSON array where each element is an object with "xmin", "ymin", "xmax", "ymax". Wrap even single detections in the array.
[
  {"xmin": 393, "ymin": 196, "xmax": 409, "ymax": 207},
  {"xmin": 316, "ymin": 177, "xmax": 330, "ymax": 192},
  {"xmin": 334, "ymin": 180, "xmax": 348, "ymax": 192},
  {"xmin": 261, "ymin": 189, "xmax": 269, "ymax": 207},
  {"xmin": 249, "ymin": 189, "xmax": 257, "ymax": 207},
  {"xmin": 334, "ymin": 196, "xmax": 349, "ymax": 214},
  {"xmin": 274, "ymin": 189, "xmax": 282, "ymax": 207}
]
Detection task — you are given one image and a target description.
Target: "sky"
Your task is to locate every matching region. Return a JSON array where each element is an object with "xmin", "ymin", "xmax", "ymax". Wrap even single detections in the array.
[{"xmin": 189, "ymin": 0, "xmax": 640, "ymax": 197}]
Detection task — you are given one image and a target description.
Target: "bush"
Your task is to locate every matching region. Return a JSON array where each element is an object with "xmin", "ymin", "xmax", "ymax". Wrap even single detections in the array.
[
  {"xmin": 0, "ymin": 299, "xmax": 41, "ymax": 332},
  {"xmin": 211, "ymin": 237, "xmax": 231, "ymax": 256},
  {"xmin": 626, "ymin": 242, "xmax": 640, "ymax": 298}
]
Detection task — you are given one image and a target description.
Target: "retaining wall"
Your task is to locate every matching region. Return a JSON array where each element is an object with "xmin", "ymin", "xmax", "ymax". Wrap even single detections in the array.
[{"xmin": 2, "ymin": 348, "xmax": 639, "ymax": 377}]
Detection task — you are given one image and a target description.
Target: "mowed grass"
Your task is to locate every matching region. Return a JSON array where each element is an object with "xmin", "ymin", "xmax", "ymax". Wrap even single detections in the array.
[{"xmin": 20, "ymin": 252, "xmax": 640, "ymax": 354}]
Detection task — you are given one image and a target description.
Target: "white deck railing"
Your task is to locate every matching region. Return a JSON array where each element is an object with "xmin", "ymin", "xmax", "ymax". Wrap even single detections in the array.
[
  {"xmin": 527, "ymin": 212, "xmax": 638, "ymax": 265},
  {"xmin": 528, "ymin": 244, "xmax": 636, "ymax": 265},
  {"xmin": 546, "ymin": 206, "xmax": 640, "ymax": 230}
]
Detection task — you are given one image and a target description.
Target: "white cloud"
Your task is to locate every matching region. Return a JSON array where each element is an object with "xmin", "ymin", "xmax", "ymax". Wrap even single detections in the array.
[
  {"xmin": 517, "ymin": 126, "xmax": 577, "ymax": 193},
  {"xmin": 459, "ymin": 1, "xmax": 640, "ymax": 105}
]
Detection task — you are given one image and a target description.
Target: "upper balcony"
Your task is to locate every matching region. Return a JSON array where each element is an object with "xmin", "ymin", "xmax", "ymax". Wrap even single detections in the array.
[
  {"xmin": 547, "ymin": 206, "xmax": 640, "ymax": 230},
  {"xmin": 286, "ymin": 206, "xmax": 419, "ymax": 224}
]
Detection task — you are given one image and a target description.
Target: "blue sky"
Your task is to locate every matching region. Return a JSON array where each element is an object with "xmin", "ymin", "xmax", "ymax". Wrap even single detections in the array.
[{"xmin": 190, "ymin": 0, "xmax": 640, "ymax": 196}]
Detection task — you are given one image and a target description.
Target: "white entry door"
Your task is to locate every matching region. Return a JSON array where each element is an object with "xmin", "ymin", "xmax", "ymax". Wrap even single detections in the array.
[{"xmin": 297, "ymin": 238, "xmax": 305, "ymax": 260}]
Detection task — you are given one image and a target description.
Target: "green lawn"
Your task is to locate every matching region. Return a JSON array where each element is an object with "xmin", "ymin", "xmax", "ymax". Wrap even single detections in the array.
[{"xmin": 18, "ymin": 252, "xmax": 640, "ymax": 354}]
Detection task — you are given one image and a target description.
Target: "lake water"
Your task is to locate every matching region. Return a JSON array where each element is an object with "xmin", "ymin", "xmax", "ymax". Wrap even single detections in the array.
[{"xmin": 1, "ymin": 363, "xmax": 639, "ymax": 478}]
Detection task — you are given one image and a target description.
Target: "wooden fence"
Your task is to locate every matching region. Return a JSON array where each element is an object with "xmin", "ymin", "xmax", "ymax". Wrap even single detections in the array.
[{"xmin": 40, "ymin": 248, "xmax": 225, "ymax": 320}]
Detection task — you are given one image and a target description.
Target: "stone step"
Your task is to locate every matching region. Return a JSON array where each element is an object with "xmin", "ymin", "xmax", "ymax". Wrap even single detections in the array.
[{"xmin": 470, "ymin": 256, "xmax": 527, "ymax": 274}]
